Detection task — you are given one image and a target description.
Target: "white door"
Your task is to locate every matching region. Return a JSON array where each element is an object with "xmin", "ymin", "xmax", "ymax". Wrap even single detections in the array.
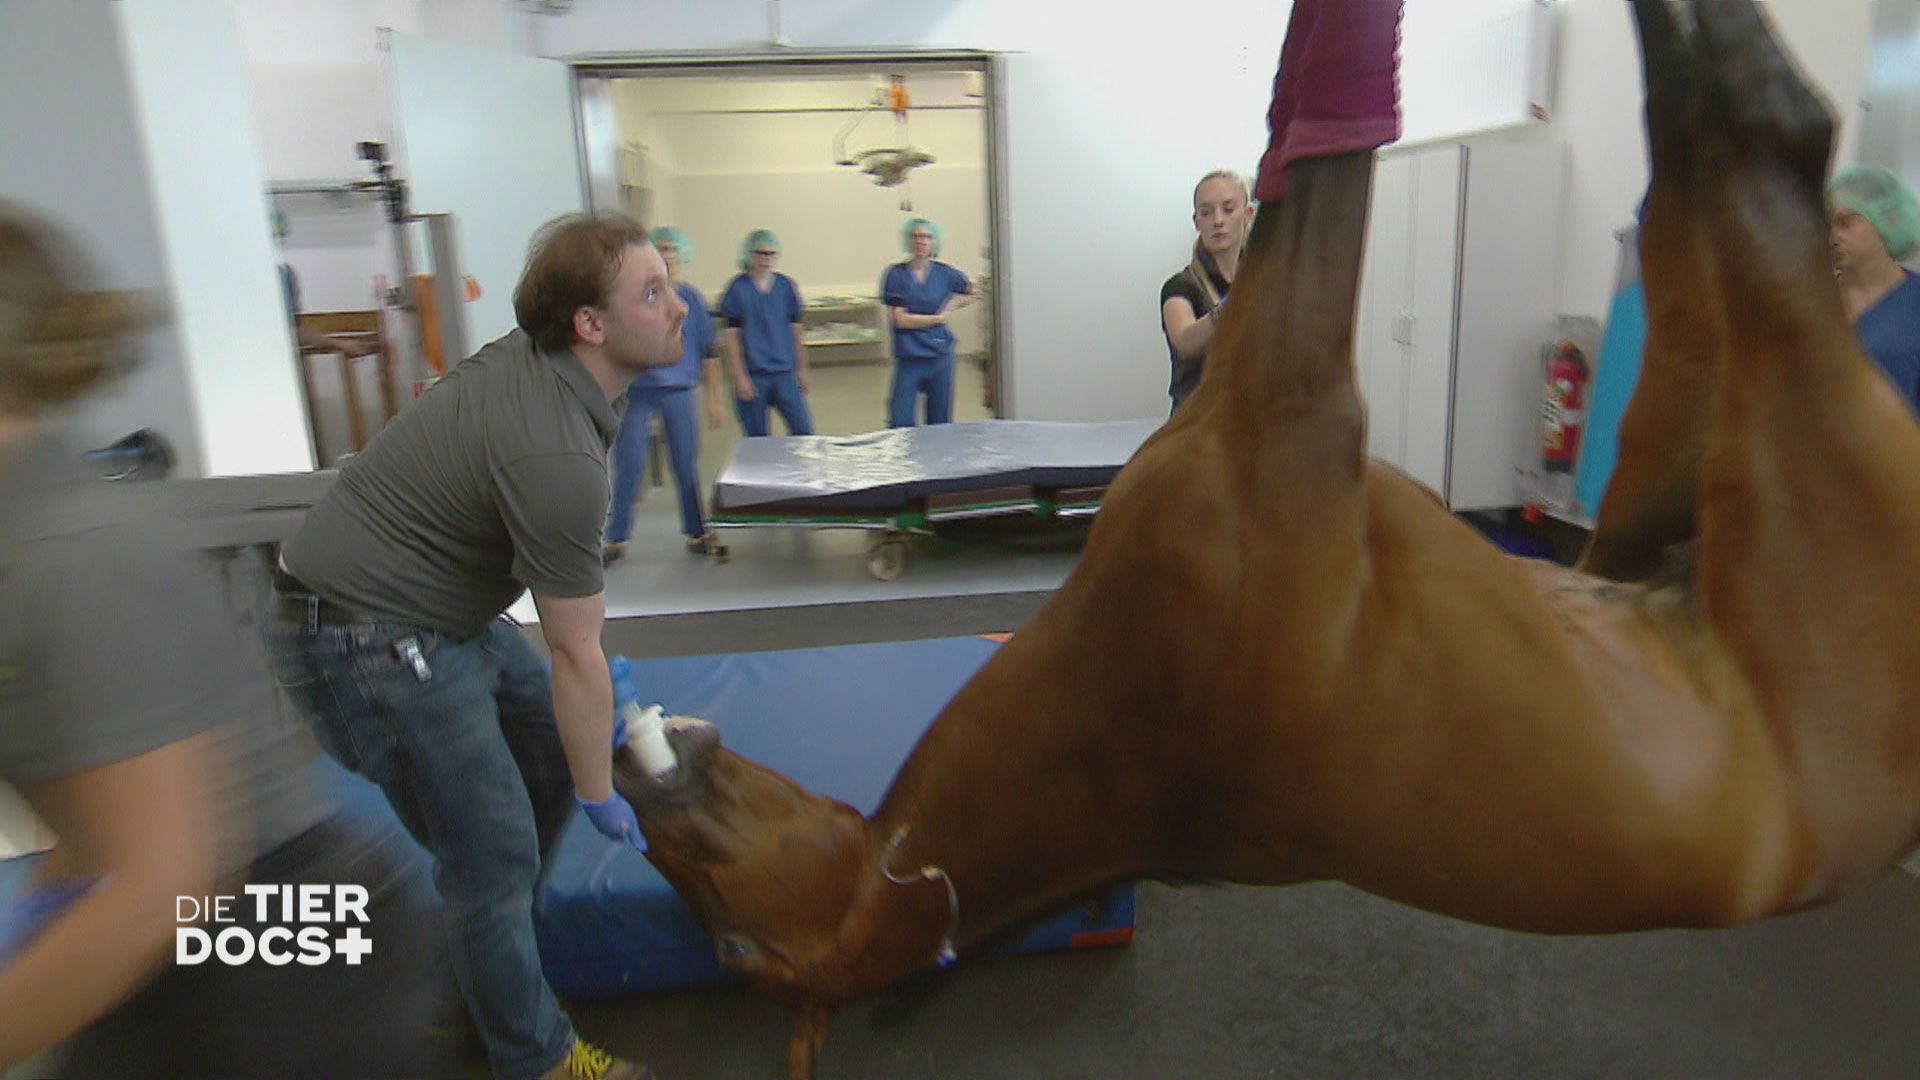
[
  {"xmin": 1356, "ymin": 145, "xmax": 1463, "ymax": 499},
  {"xmin": 1403, "ymin": 144, "xmax": 1465, "ymax": 500},
  {"xmin": 1358, "ymin": 152, "xmax": 1415, "ymax": 469},
  {"xmin": 389, "ymin": 33, "xmax": 586, "ymax": 353}
]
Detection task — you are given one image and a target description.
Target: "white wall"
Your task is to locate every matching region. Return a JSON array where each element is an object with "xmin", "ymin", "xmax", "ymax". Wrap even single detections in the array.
[
  {"xmin": 672, "ymin": 163, "xmax": 990, "ymax": 293},
  {"xmin": 1858, "ymin": 0, "xmax": 1920, "ymax": 181},
  {"xmin": 120, "ymin": 0, "xmax": 314, "ymax": 477},
  {"xmin": 1549, "ymin": 0, "xmax": 1876, "ymax": 324},
  {"xmin": 390, "ymin": 32, "xmax": 586, "ymax": 349},
  {"xmin": 611, "ymin": 82, "xmax": 681, "ymax": 226},
  {"xmin": 2, "ymin": 1, "xmax": 315, "ymax": 479},
  {"xmin": 241, "ymin": 0, "xmax": 543, "ymax": 348},
  {"xmin": 208, "ymin": 0, "xmax": 1887, "ymax": 424}
]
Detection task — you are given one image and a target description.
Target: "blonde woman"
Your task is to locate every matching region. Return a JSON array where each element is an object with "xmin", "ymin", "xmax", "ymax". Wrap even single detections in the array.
[
  {"xmin": 1159, "ymin": 170, "xmax": 1253, "ymax": 413},
  {"xmin": 0, "ymin": 202, "xmax": 455, "ymax": 1077}
]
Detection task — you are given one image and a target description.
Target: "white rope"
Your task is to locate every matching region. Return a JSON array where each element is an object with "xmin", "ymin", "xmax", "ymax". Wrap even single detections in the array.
[{"xmin": 881, "ymin": 824, "xmax": 959, "ymax": 968}]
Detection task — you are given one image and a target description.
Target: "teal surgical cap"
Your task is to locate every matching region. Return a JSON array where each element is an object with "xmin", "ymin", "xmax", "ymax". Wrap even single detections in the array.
[
  {"xmin": 901, "ymin": 217, "xmax": 942, "ymax": 258},
  {"xmin": 739, "ymin": 228, "xmax": 781, "ymax": 271},
  {"xmin": 651, "ymin": 225, "xmax": 691, "ymax": 263},
  {"xmin": 1829, "ymin": 163, "xmax": 1920, "ymax": 261}
]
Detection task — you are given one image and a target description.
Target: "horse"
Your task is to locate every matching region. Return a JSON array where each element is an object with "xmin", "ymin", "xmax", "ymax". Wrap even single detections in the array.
[{"xmin": 615, "ymin": 3, "xmax": 1920, "ymax": 1075}]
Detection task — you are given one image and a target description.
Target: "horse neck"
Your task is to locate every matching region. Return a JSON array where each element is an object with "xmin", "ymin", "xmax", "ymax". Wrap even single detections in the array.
[
  {"xmin": 860, "ymin": 625, "xmax": 1161, "ymax": 953},
  {"xmin": 1208, "ymin": 152, "xmax": 1376, "ymax": 415}
]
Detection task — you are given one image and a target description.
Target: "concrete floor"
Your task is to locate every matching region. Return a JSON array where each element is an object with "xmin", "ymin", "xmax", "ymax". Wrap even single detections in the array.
[{"xmin": 564, "ymin": 872, "xmax": 1920, "ymax": 1079}]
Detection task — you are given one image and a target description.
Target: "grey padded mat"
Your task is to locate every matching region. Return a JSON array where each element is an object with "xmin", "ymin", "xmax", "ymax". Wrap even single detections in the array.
[{"xmin": 711, "ymin": 419, "xmax": 1163, "ymax": 513}]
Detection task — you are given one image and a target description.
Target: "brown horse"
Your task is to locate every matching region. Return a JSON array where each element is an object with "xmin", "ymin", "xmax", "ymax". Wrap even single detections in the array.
[{"xmin": 615, "ymin": 3, "xmax": 1920, "ymax": 1076}]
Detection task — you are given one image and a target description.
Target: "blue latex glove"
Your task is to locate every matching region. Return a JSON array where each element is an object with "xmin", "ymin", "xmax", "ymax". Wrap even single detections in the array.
[
  {"xmin": 0, "ymin": 874, "xmax": 101, "ymax": 965},
  {"xmin": 576, "ymin": 793, "xmax": 646, "ymax": 854}
]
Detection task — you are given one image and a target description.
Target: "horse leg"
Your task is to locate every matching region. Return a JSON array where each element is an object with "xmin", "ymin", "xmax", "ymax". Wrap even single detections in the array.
[
  {"xmin": 1687, "ymin": 0, "xmax": 1920, "ymax": 885},
  {"xmin": 1580, "ymin": 0, "xmax": 1728, "ymax": 581},
  {"xmin": 1198, "ymin": 0, "xmax": 1402, "ymax": 515}
]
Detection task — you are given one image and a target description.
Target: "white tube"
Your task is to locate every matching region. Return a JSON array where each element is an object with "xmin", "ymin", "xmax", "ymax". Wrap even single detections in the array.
[{"xmin": 622, "ymin": 703, "xmax": 678, "ymax": 778}]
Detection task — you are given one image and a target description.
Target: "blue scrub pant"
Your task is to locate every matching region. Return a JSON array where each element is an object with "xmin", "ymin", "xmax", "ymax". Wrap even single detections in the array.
[
  {"xmin": 735, "ymin": 371, "xmax": 814, "ymax": 437},
  {"xmin": 608, "ymin": 386, "xmax": 704, "ymax": 542},
  {"xmin": 887, "ymin": 353, "xmax": 955, "ymax": 428}
]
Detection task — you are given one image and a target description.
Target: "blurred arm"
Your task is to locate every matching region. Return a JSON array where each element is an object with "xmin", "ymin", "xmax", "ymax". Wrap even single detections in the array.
[{"xmin": 0, "ymin": 733, "xmax": 223, "ymax": 1067}]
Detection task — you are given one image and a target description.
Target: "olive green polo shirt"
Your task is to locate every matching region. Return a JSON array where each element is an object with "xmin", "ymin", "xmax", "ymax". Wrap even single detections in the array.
[
  {"xmin": 0, "ymin": 434, "xmax": 326, "ymax": 873},
  {"xmin": 281, "ymin": 329, "xmax": 622, "ymax": 639}
]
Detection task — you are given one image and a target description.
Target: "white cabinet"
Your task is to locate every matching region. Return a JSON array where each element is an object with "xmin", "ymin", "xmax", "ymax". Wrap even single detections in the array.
[
  {"xmin": 800, "ymin": 298, "xmax": 890, "ymax": 365},
  {"xmin": 1355, "ymin": 140, "xmax": 1567, "ymax": 511}
]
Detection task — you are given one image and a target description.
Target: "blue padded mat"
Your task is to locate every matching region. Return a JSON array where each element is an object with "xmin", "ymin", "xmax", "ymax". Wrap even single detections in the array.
[
  {"xmin": 0, "ymin": 851, "xmax": 37, "ymax": 908},
  {"xmin": 534, "ymin": 635, "xmax": 1136, "ymax": 1000},
  {"xmin": 4, "ymin": 639, "xmax": 1135, "ymax": 1001}
]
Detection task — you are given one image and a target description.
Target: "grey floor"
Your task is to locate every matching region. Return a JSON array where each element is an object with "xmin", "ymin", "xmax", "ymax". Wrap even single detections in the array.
[{"xmin": 562, "ymin": 872, "xmax": 1920, "ymax": 1079}]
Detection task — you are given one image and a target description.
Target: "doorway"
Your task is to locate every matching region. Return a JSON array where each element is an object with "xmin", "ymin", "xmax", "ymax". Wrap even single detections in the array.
[{"xmin": 577, "ymin": 58, "xmax": 1002, "ymax": 437}]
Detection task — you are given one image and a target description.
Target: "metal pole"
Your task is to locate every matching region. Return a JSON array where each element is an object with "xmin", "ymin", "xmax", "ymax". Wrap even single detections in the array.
[{"xmin": 423, "ymin": 213, "xmax": 469, "ymax": 382}]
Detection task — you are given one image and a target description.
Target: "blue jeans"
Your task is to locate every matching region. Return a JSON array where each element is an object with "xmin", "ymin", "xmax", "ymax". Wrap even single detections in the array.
[
  {"xmin": 608, "ymin": 386, "xmax": 705, "ymax": 542},
  {"xmin": 735, "ymin": 370, "xmax": 814, "ymax": 437},
  {"xmin": 888, "ymin": 353, "xmax": 955, "ymax": 427},
  {"xmin": 265, "ymin": 612, "xmax": 575, "ymax": 1080}
]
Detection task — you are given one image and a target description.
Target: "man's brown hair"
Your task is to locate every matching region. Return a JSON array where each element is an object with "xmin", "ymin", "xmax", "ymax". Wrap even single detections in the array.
[{"xmin": 513, "ymin": 212, "xmax": 651, "ymax": 352}]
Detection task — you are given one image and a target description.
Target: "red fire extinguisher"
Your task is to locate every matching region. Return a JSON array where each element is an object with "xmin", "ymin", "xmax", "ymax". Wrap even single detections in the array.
[{"xmin": 1542, "ymin": 339, "xmax": 1589, "ymax": 474}]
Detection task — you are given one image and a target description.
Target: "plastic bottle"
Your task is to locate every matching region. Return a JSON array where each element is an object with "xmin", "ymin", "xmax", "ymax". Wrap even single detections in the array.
[{"xmin": 609, "ymin": 656, "xmax": 677, "ymax": 779}]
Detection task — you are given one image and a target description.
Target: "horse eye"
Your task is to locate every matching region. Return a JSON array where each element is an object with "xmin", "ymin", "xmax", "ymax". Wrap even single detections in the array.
[{"xmin": 717, "ymin": 934, "xmax": 760, "ymax": 967}]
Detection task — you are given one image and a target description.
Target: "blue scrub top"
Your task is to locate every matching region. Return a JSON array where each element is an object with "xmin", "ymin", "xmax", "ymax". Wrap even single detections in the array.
[
  {"xmin": 631, "ymin": 282, "xmax": 712, "ymax": 393},
  {"xmin": 1856, "ymin": 270, "xmax": 1920, "ymax": 414},
  {"xmin": 720, "ymin": 272, "xmax": 803, "ymax": 375},
  {"xmin": 883, "ymin": 260, "xmax": 971, "ymax": 362}
]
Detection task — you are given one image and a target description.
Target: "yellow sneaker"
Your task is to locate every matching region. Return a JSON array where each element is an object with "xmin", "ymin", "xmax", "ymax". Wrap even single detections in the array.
[{"xmin": 541, "ymin": 1038, "xmax": 654, "ymax": 1080}]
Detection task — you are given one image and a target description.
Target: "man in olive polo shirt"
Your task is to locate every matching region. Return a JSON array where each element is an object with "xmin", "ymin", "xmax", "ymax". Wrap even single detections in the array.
[{"xmin": 267, "ymin": 212, "xmax": 684, "ymax": 1080}]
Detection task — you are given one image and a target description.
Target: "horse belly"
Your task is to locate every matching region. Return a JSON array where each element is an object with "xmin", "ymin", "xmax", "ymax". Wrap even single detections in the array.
[{"xmin": 1251, "ymin": 557, "xmax": 1805, "ymax": 933}]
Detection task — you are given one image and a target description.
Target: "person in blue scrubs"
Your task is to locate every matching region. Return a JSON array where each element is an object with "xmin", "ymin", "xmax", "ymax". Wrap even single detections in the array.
[
  {"xmin": 881, "ymin": 217, "xmax": 975, "ymax": 427},
  {"xmin": 719, "ymin": 228, "xmax": 813, "ymax": 437},
  {"xmin": 1829, "ymin": 163, "xmax": 1920, "ymax": 414},
  {"xmin": 604, "ymin": 226, "xmax": 725, "ymax": 563}
]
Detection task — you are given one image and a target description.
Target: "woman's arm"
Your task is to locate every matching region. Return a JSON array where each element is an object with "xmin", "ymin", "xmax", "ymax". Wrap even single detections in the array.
[
  {"xmin": 1162, "ymin": 296, "xmax": 1220, "ymax": 361},
  {"xmin": 724, "ymin": 327, "xmax": 754, "ymax": 401},
  {"xmin": 891, "ymin": 306, "xmax": 948, "ymax": 330},
  {"xmin": 0, "ymin": 732, "xmax": 224, "ymax": 1068}
]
